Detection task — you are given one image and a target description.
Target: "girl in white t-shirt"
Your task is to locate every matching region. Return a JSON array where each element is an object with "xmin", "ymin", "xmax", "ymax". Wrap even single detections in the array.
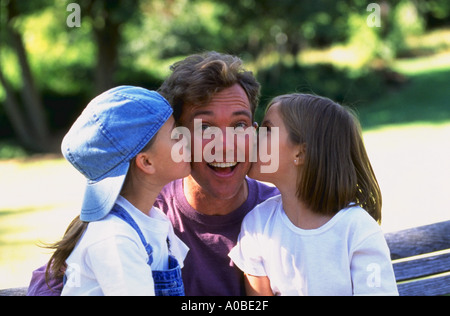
[{"xmin": 229, "ymin": 93, "xmax": 398, "ymax": 296}]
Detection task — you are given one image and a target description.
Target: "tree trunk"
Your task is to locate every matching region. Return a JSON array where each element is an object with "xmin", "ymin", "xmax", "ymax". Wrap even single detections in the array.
[
  {"xmin": 8, "ymin": 28, "xmax": 50, "ymax": 150},
  {"xmin": 89, "ymin": 0, "xmax": 122, "ymax": 94},
  {"xmin": 93, "ymin": 23, "xmax": 120, "ymax": 94},
  {"xmin": 0, "ymin": 70, "xmax": 36, "ymax": 149},
  {"xmin": 1, "ymin": 0, "xmax": 50, "ymax": 152}
]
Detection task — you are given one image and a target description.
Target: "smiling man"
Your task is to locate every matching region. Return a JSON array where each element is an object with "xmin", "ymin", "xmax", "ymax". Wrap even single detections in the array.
[{"xmin": 157, "ymin": 52, "xmax": 279, "ymax": 295}]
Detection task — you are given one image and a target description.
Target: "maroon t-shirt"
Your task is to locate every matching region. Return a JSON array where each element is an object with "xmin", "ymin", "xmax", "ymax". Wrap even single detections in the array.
[
  {"xmin": 27, "ymin": 178, "xmax": 278, "ymax": 296},
  {"xmin": 155, "ymin": 178, "xmax": 279, "ymax": 296}
]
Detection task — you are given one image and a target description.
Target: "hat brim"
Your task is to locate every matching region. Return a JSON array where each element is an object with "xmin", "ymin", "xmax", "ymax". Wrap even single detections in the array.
[{"xmin": 80, "ymin": 162, "xmax": 130, "ymax": 222}]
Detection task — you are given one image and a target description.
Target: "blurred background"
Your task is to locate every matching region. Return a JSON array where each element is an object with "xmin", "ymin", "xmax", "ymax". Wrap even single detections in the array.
[{"xmin": 1, "ymin": 0, "xmax": 449, "ymax": 289}]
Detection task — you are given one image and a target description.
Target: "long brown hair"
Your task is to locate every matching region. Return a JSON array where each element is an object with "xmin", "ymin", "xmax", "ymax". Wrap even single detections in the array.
[
  {"xmin": 44, "ymin": 216, "xmax": 88, "ymax": 286},
  {"xmin": 269, "ymin": 93, "xmax": 382, "ymax": 223}
]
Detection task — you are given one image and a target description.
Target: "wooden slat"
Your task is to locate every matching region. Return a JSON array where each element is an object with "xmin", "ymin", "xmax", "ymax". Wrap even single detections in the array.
[
  {"xmin": 397, "ymin": 273, "xmax": 450, "ymax": 296},
  {"xmin": 393, "ymin": 251, "xmax": 450, "ymax": 281},
  {"xmin": 0, "ymin": 287, "xmax": 27, "ymax": 296},
  {"xmin": 385, "ymin": 220, "xmax": 450, "ymax": 260}
]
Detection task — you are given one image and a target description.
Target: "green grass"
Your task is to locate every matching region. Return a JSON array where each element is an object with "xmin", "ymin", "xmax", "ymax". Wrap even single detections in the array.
[
  {"xmin": 357, "ymin": 51, "xmax": 450, "ymax": 130},
  {"xmin": 0, "ymin": 140, "xmax": 29, "ymax": 160}
]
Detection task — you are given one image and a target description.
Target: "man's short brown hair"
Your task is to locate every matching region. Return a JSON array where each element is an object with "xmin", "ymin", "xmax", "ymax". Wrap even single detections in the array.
[{"xmin": 158, "ymin": 51, "xmax": 260, "ymax": 122}]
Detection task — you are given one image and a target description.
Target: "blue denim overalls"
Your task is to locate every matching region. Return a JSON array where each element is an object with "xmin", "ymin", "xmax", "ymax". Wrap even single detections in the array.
[{"xmin": 109, "ymin": 204, "xmax": 185, "ymax": 296}]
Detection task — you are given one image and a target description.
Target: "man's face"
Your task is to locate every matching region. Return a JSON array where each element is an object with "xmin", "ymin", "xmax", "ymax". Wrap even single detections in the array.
[{"xmin": 178, "ymin": 84, "xmax": 253, "ymax": 200}]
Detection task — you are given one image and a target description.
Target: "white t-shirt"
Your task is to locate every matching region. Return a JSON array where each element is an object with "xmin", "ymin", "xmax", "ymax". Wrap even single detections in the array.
[
  {"xmin": 229, "ymin": 195, "xmax": 398, "ymax": 296},
  {"xmin": 61, "ymin": 196, "xmax": 189, "ymax": 296}
]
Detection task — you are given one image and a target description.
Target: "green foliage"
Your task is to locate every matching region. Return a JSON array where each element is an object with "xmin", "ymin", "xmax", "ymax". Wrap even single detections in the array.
[
  {"xmin": 359, "ymin": 64, "xmax": 450, "ymax": 129},
  {"xmin": 388, "ymin": 0, "xmax": 426, "ymax": 56},
  {"xmin": 0, "ymin": 140, "xmax": 28, "ymax": 159},
  {"xmin": 0, "ymin": 0, "xmax": 449, "ymax": 147},
  {"xmin": 22, "ymin": 8, "xmax": 96, "ymax": 94},
  {"xmin": 255, "ymin": 63, "xmax": 386, "ymax": 123}
]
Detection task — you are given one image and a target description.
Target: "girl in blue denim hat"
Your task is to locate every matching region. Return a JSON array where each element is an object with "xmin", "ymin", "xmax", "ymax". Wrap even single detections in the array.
[{"xmin": 45, "ymin": 86, "xmax": 190, "ymax": 296}]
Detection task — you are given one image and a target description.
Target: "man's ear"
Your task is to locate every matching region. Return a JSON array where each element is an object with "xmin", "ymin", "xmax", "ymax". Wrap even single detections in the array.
[{"xmin": 134, "ymin": 152, "xmax": 156, "ymax": 175}]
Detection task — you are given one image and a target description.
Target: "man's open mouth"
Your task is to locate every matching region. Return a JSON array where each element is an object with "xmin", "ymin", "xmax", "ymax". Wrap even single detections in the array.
[{"xmin": 207, "ymin": 162, "xmax": 238, "ymax": 174}]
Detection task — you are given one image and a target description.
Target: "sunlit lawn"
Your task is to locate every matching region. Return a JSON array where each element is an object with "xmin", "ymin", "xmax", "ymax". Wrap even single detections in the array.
[
  {"xmin": 0, "ymin": 158, "xmax": 83, "ymax": 288},
  {"xmin": 364, "ymin": 123, "xmax": 450, "ymax": 232}
]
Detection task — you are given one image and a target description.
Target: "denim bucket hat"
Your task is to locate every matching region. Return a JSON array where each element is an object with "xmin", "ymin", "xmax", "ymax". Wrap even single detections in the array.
[{"xmin": 61, "ymin": 86, "xmax": 173, "ymax": 222}]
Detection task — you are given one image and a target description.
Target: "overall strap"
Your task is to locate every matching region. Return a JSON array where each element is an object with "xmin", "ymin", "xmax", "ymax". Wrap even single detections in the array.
[{"xmin": 109, "ymin": 204, "xmax": 154, "ymax": 265}]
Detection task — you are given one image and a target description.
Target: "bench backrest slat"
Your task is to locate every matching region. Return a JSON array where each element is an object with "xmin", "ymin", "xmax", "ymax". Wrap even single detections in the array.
[
  {"xmin": 385, "ymin": 220, "xmax": 450, "ymax": 260},
  {"xmin": 0, "ymin": 287, "xmax": 27, "ymax": 296},
  {"xmin": 397, "ymin": 273, "xmax": 450, "ymax": 296},
  {"xmin": 393, "ymin": 251, "xmax": 450, "ymax": 281},
  {"xmin": 385, "ymin": 220, "xmax": 450, "ymax": 296}
]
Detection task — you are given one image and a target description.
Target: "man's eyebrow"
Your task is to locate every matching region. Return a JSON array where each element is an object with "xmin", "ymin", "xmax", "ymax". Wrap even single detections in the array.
[
  {"xmin": 191, "ymin": 109, "xmax": 252, "ymax": 120},
  {"xmin": 191, "ymin": 110, "xmax": 214, "ymax": 119},
  {"xmin": 231, "ymin": 110, "xmax": 252, "ymax": 119}
]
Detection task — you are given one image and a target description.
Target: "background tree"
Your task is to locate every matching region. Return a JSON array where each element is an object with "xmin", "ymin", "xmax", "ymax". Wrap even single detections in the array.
[
  {"xmin": 0, "ymin": 0, "xmax": 449, "ymax": 152},
  {"xmin": 0, "ymin": 0, "xmax": 52, "ymax": 151},
  {"xmin": 81, "ymin": 0, "xmax": 141, "ymax": 93}
]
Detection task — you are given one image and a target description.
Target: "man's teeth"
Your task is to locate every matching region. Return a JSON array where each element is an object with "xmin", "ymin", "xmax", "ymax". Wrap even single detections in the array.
[{"xmin": 208, "ymin": 162, "xmax": 238, "ymax": 168}]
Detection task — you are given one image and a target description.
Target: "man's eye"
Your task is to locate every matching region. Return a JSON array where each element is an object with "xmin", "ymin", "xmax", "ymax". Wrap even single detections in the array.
[
  {"xmin": 202, "ymin": 125, "xmax": 219, "ymax": 136},
  {"xmin": 235, "ymin": 122, "xmax": 248, "ymax": 129}
]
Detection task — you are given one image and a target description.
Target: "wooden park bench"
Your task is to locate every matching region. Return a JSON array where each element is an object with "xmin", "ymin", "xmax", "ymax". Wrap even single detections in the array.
[
  {"xmin": 1, "ymin": 220, "xmax": 449, "ymax": 296},
  {"xmin": 384, "ymin": 219, "xmax": 450, "ymax": 296}
]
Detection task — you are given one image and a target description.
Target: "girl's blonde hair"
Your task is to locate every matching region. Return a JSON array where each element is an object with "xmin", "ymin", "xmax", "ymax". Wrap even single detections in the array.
[{"xmin": 269, "ymin": 93, "xmax": 382, "ymax": 223}]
